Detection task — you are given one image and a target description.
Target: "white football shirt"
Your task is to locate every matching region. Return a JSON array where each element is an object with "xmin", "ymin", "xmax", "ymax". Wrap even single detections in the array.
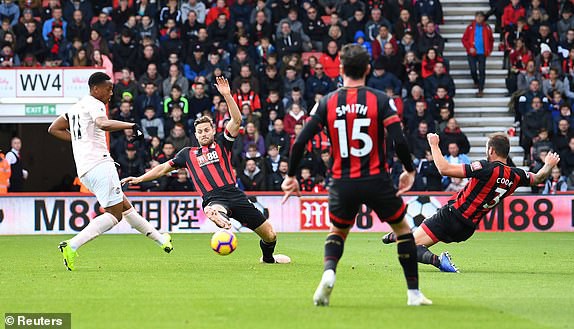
[{"xmin": 67, "ymin": 95, "xmax": 113, "ymax": 177}]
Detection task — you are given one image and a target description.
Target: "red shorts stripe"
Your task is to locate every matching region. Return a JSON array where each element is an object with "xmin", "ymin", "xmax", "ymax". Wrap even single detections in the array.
[
  {"xmin": 329, "ymin": 212, "xmax": 355, "ymax": 225},
  {"xmin": 381, "ymin": 203, "xmax": 406, "ymax": 224},
  {"xmin": 420, "ymin": 223, "xmax": 440, "ymax": 243}
]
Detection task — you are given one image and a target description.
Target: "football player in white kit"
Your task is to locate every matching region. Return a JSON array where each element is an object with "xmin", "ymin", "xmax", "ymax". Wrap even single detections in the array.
[{"xmin": 48, "ymin": 72, "xmax": 173, "ymax": 271}]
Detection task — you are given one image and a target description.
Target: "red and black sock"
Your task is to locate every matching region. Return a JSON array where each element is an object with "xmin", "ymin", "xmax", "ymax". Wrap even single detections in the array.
[
  {"xmin": 260, "ymin": 239, "xmax": 276, "ymax": 263},
  {"xmin": 417, "ymin": 245, "xmax": 440, "ymax": 268},
  {"xmin": 396, "ymin": 233, "xmax": 419, "ymax": 290},
  {"xmin": 324, "ymin": 233, "xmax": 345, "ymax": 273}
]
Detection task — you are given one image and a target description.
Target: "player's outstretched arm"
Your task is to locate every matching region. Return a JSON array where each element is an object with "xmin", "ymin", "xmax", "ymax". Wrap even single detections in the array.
[
  {"xmin": 530, "ymin": 151, "xmax": 560, "ymax": 185},
  {"xmin": 95, "ymin": 117, "xmax": 144, "ymax": 136},
  {"xmin": 48, "ymin": 114, "xmax": 72, "ymax": 142},
  {"xmin": 214, "ymin": 76, "xmax": 241, "ymax": 137},
  {"xmin": 427, "ymin": 133, "xmax": 466, "ymax": 178},
  {"xmin": 121, "ymin": 162, "xmax": 175, "ymax": 185}
]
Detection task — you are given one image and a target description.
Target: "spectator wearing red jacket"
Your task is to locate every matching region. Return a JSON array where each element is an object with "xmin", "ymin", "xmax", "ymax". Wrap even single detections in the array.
[
  {"xmin": 205, "ymin": 0, "xmax": 230, "ymax": 27},
  {"xmin": 502, "ymin": 0, "xmax": 526, "ymax": 30},
  {"xmin": 462, "ymin": 11, "xmax": 494, "ymax": 97},
  {"xmin": 319, "ymin": 41, "xmax": 341, "ymax": 80}
]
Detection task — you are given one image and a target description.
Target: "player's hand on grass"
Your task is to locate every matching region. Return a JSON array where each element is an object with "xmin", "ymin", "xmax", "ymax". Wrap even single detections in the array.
[
  {"xmin": 281, "ymin": 176, "xmax": 301, "ymax": 204},
  {"xmin": 396, "ymin": 171, "xmax": 415, "ymax": 196},
  {"xmin": 427, "ymin": 133, "xmax": 439, "ymax": 146},
  {"xmin": 132, "ymin": 124, "xmax": 144, "ymax": 141},
  {"xmin": 543, "ymin": 151, "xmax": 560, "ymax": 167},
  {"xmin": 121, "ymin": 176, "xmax": 141, "ymax": 186},
  {"xmin": 214, "ymin": 76, "xmax": 232, "ymax": 96}
]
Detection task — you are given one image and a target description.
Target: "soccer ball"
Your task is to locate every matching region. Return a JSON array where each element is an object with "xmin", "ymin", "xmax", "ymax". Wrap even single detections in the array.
[
  {"xmin": 404, "ymin": 196, "xmax": 442, "ymax": 229},
  {"xmin": 210, "ymin": 230, "xmax": 237, "ymax": 256}
]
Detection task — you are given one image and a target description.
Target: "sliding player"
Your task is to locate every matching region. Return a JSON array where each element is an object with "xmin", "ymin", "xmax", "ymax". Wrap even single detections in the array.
[
  {"xmin": 282, "ymin": 44, "xmax": 431, "ymax": 306},
  {"xmin": 122, "ymin": 77, "xmax": 290, "ymax": 264},
  {"xmin": 48, "ymin": 72, "xmax": 172, "ymax": 271},
  {"xmin": 382, "ymin": 133, "xmax": 560, "ymax": 272}
]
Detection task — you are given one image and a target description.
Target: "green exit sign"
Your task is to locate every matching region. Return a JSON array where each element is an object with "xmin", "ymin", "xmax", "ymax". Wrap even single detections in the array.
[{"xmin": 25, "ymin": 104, "xmax": 56, "ymax": 115}]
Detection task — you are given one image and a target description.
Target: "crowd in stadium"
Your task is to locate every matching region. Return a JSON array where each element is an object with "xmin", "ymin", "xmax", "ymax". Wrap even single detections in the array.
[{"xmin": 0, "ymin": 0, "xmax": 572, "ymax": 193}]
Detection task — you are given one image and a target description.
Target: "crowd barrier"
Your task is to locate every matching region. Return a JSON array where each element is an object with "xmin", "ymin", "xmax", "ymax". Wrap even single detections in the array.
[{"xmin": 0, "ymin": 192, "xmax": 572, "ymax": 234}]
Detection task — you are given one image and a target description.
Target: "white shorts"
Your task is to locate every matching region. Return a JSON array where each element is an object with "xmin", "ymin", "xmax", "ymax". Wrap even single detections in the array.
[{"xmin": 80, "ymin": 161, "xmax": 124, "ymax": 208}]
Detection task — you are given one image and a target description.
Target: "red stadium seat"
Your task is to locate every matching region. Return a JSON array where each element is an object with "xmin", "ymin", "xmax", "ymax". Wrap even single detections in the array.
[{"xmin": 321, "ymin": 15, "xmax": 331, "ymax": 25}]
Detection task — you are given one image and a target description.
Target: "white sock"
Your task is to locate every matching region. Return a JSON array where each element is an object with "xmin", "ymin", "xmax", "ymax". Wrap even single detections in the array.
[
  {"xmin": 123, "ymin": 208, "xmax": 167, "ymax": 246},
  {"xmin": 69, "ymin": 212, "xmax": 118, "ymax": 251}
]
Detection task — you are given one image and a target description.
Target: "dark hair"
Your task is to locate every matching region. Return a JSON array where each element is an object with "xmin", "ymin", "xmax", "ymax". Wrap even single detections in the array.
[
  {"xmin": 194, "ymin": 115, "xmax": 214, "ymax": 127},
  {"xmin": 340, "ymin": 44, "xmax": 370, "ymax": 80},
  {"xmin": 488, "ymin": 132, "xmax": 510, "ymax": 158},
  {"xmin": 88, "ymin": 72, "xmax": 111, "ymax": 88},
  {"xmin": 171, "ymin": 84, "xmax": 182, "ymax": 92},
  {"xmin": 144, "ymin": 106, "xmax": 155, "ymax": 112}
]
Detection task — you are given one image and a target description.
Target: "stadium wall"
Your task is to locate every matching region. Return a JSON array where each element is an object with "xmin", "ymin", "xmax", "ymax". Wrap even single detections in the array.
[{"xmin": 0, "ymin": 192, "xmax": 572, "ymax": 234}]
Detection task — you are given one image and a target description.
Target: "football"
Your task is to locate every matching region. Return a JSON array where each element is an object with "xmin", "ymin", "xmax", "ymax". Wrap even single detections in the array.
[
  {"xmin": 404, "ymin": 196, "xmax": 442, "ymax": 228},
  {"xmin": 210, "ymin": 230, "xmax": 238, "ymax": 256}
]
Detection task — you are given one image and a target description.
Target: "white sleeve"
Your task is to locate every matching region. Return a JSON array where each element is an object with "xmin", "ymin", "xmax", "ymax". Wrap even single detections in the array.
[
  {"xmin": 88, "ymin": 102, "xmax": 107, "ymax": 121},
  {"xmin": 5, "ymin": 152, "xmax": 16, "ymax": 165}
]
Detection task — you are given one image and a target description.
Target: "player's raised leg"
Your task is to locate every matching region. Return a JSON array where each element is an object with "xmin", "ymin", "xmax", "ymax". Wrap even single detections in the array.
[
  {"xmin": 121, "ymin": 197, "xmax": 172, "ymax": 253},
  {"xmin": 389, "ymin": 219, "xmax": 433, "ymax": 306}
]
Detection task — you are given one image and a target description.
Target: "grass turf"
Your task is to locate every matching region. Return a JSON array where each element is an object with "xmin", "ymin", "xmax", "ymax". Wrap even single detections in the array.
[{"xmin": 1, "ymin": 232, "xmax": 573, "ymax": 329}]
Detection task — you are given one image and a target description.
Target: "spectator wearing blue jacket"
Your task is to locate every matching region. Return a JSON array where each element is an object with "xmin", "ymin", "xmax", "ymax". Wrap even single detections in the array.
[
  {"xmin": 367, "ymin": 59, "xmax": 402, "ymax": 95},
  {"xmin": 305, "ymin": 62, "xmax": 335, "ymax": 104},
  {"xmin": 353, "ymin": 30, "xmax": 372, "ymax": 57},
  {"xmin": 42, "ymin": 7, "xmax": 67, "ymax": 41},
  {"xmin": 0, "ymin": 0, "xmax": 19, "ymax": 27}
]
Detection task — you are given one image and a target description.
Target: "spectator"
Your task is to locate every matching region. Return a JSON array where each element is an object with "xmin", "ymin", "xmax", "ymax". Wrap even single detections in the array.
[
  {"xmin": 415, "ymin": 150, "xmax": 442, "ymax": 191},
  {"xmin": 407, "ymin": 99, "xmax": 434, "ymax": 134},
  {"xmin": 165, "ymin": 105, "xmax": 189, "ymax": 135},
  {"xmin": 532, "ymin": 24, "xmax": 557, "ymax": 55},
  {"xmin": 111, "ymin": 128, "xmax": 145, "ymax": 159},
  {"xmin": 268, "ymin": 159, "xmax": 289, "ymax": 191},
  {"xmin": 554, "ymin": 118, "xmax": 574, "ymax": 154},
  {"xmin": 305, "ymin": 63, "xmax": 335, "ymax": 104},
  {"xmin": 560, "ymin": 137, "xmax": 574, "ymax": 176},
  {"xmin": 205, "ymin": 0, "xmax": 230, "ymax": 27},
  {"xmin": 234, "ymin": 80, "xmax": 261, "ymax": 113},
  {"xmin": 445, "ymin": 142, "xmax": 471, "ymax": 165},
  {"xmin": 134, "ymin": 82, "xmax": 162, "ymax": 120},
  {"xmin": 439, "ymin": 118, "xmax": 471, "ymax": 155},
  {"xmin": 207, "ymin": 12, "xmax": 233, "ymax": 51},
  {"xmin": 541, "ymin": 164, "xmax": 568, "ymax": 194},
  {"xmin": 162, "ymin": 64, "xmax": 189, "ymax": 98},
  {"xmin": 42, "ymin": 6, "xmax": 66, "ymax": 41},
  {"xmin": 284, "ymin": 103, "xmax": 308, "ymax": 137},
  {"xmin": 284, "ymin": 87, "xmax": 308, "ymax": 112},
  {"xmin": 90, "ymin": 11, "xmax": 114, "ymax": 45},
  {"xmin": 303, "ymin": 6, "xmax": 327, "ymax": 51},
  {"xmin": 522, "ymin": 97, "xmax": 553, "ymax": 158},
  {"xmin": 164, "ymin": 85, "xmax": 190, "ymax": 117},
  {"xmin": 367, "ymin": 59, "xmax": 401, "ymax": 95},
  {"xmin": 113, "ymin": 100, "xmax": 136, "ymax": 126},
  {"xmin": 159, "ymin": 0, "xmax": 182, "ymax": 27},
  {"xmin": 283, "ymin": 66, "xmax": 306, "ymax": 98},
  {"xmin": 264, "ymin": 144, "xmax": 282, "ymax": 174},
  {"xmin": 250, "ymin": 9, "xmax": 273, "ymax": 47},
  {"xmin": 91, "ymin": 49, "xmax": 114, "ymax": 82},
  {"xmin": 436, "ymin": 107, "xmax": 452, "ymax": 132},
  {"xmin": 298, "ymin": 167, "xmax": 315, "ymax": 191},
  {"xmin": 0, "ymin": 0, "xmax": 19, "ymax": 27},
  {"xmin": 518, "ymin": 79, "xmax": 545, "ymax": 123},
  {"xmin": 165, "ymin": 123, "xmax": 191, "ymax": 152},
  {"xmin": 187, "ymin": 82, "xmax": 210, "ymax": 118},
  {"xmin": 118, "ymin": 143, "xmax": 146, "ymax": 180},
  {"xmin": 276, "ymin": 21, "xmax": 303, "ymax": 58},
  {"xmin": 320, "ymin": 41, "xmax": 341, "ymax": 80},
  {"xmin": 6, "ymin": 137, "xmax": 28, "ymax": 192},
  {"xmin": 371, "ymin": 24, "xmax": 398, "ymax": 61},
  {"xmin": 112, "ymin": 0, "xmax": 135, "ymax": 28},
  {"xmin": 445, "ymin": 177, "xmax": 467, "ymax": 192},
  {"xmin": 429, "ymin": 86, "xmax": 454, "ymax": 121},
  {"xmin": 157, "ymin": 141, "xmax": 177, "ymax": 164},
  {"xmin": 542, "ymin": 69, "xmax": 564, "ymax": 99},
  {"xmin": 394, "ymin": 9, "xmax": 415, "ymax": 42},
  {"xmin": 414, "ymin": 0, "xmax": 443, "ymax": 25},
  {"xmin": 161, "ymin": 28, "xmax": 184, "ymax": 62},
  {"xmin": 424, "ymin": 61, "xmax": 456, "ymax": 99},
  {"xmin": 517, "ymin": 60, "xmax": 541, "ymax": 92},
  {"xmin": 135, "ymin": 44, "xmax": 160, "ymax": 78},
  {"xmin": 182, "ymin": 0, "xmax": 206, "ymax": 24},
  {"xmin": 15, "ymin": 20, "xmax": 45, "ymax": 62},
  {"xmin": 166, "ymin": 168, "xmax": 195, "ymax": 191},
  {"xmin": 0, "ymin": 149, "xmax": 10, "ymax": 194},
  {"xmin": 66, "ymin": 10, "xmax": 89, "ymax": 42},
  {"xmin": 403, "ymin": 85, "xmax": 425, "ymax": 127},
  {"xmin": 532, "ymin": 128, "xmax": 553, "ymax": 161},
  {"xmin": 238, "ymin": 122, "xmax": 266, "ymax": 157},
  {"xmin": 0, "ymin": 42, "xmax": 17, "ymax": 67},
  {"xmin": 502, "ymin": 0, "xmax": 525, "ymax": 31},
  {"xmin": 380, "ymin": 42, "xmax": 404, "ymax": 80},
  {"xmin": 536, "ymin": 44, "xmax": 562, "ymax": 80},
  {"xmin": 418, "ymin": 21, "xmax": 445, "ymax": 56},
  {"xmin": 140, "ymin": 106, "xmax": 165, "ymax": 141},
  {"xmin": 409, "ymin": 121, "xmax": 431, "ymax": 161},
  {"xmin": 113, "ymin": 68, "xmax": 139, "ymax": 108},
  {"xmin": 421, "ymin": 48, "xmax": 443, "ymax": 79},
  {"xmin": 232, "ymin": 64, "xmax": 260, "ymax": 94},
  {"xmin": 462, "ymin": 11, "xmax": 494, "ymax": 97},
  {"xmin": 136, "ymin": 15, "xmax": 158, "ymax": 42},
  {"xmin": 558, "ymin": 8, "xmax": 574, "ymax": 42},
  {"xmin": 239, "ymin": 158, "xmax": 266, "ymax": 191},
  {"xmin": 323, "ymin": 24, "xmax": 346, "ymax": 50},
  {"xmin": 266, "ymin": 119, "xmax": 291, "ymax": 158},
  {"xmin": 353, "ymin": 30, "xmax": 372, "ymax": 58}
]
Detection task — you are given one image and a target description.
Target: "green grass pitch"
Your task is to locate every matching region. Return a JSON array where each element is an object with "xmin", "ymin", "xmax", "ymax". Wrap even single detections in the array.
[{"xmin": 1, "ymin": 232, "xmax": 573, "ymax": 329}]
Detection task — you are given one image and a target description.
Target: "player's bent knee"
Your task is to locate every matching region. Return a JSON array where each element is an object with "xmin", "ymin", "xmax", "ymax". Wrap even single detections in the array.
[{"xmin": 255, "ymin": 221, "xmax": 276, "ymax": 242}]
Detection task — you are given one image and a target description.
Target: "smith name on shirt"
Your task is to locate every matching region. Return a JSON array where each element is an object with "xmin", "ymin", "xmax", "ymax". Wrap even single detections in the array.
[{"xmin": 335, "ymin": 104, "xmax": 368, "ymax": 117}]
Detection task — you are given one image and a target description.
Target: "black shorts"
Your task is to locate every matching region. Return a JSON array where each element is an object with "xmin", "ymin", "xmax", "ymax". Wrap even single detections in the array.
[
  {"xmin": 328, "ymin": 178, "xmax": 406, "ymax": 229},
  {"xmin": 420, "ymin": 206, "xmax": 475, "ymax": 243},
  {"xmin": 202, "ymin": 186, "xmax": 267, "ymax": 231}
]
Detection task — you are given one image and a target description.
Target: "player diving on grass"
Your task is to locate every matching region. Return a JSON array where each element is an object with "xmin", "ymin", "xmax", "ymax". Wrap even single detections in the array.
[
  {"xmin": 282, "ymin": 44, "xmax": 431, "ymax": 306},
  {"xmin": 48, "ymin": 72, "xmax": 173, "ymax": 271},
  {"xmin": 382, "ymin": 132, "xmax": 560, "ymax": 272},
  {"xmin": 121, "ymin": 76, "xmax": 290, "ymax": 264}
]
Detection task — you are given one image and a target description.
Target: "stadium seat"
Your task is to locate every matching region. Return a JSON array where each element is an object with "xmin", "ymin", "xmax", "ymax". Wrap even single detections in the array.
[{"xmin": 301, "ymin": 52, "xmax": 323, "ymax": 65}]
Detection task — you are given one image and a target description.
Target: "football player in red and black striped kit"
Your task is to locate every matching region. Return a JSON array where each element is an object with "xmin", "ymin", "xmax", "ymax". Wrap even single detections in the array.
[
  {"xmin": 282, "ymin": 44, "xmax": 432, "ymax": 306},
  {"xmin": 122, "ymin": 77, "xmax": 290, "ymax": 264},
  {"xmin": 382, "ymin": 132, "xmax": 561, "ymax": 272}
]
